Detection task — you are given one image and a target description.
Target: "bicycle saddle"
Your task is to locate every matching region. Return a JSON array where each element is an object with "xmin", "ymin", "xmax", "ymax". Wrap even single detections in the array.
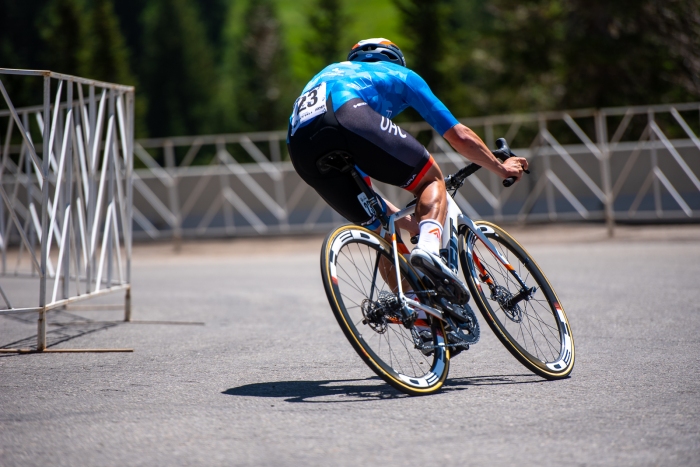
[{"xmin": 316, "ymin": 151, "xmax": 355, "ymax": 174}]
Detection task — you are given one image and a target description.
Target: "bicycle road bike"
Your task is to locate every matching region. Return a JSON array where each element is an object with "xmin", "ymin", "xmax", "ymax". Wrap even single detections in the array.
[{"xmin": 319, "ymin": 138, "xmax": 575, "ymax": 395}]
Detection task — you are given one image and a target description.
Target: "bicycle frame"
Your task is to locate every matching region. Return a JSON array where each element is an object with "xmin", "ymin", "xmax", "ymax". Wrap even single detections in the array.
[{"xmin": 338, "ymin": 154, "xmax": 533, "ymax": 323}]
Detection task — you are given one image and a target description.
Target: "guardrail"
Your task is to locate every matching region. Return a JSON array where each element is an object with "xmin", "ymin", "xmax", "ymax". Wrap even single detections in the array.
[
  {"xmin": 130, "ymin": 102, "xmax": 700, "ymax": 243},
  {"xmin": 432, "ymin": 102, "xmax": 700, "ymax": 229},
  {"xmin": 0, "ymin": 68, "xmax": 134, "ymax": 351},
  {"xmin": 5, "ymin": 99, "xmax": 700, "ymax": 252}
]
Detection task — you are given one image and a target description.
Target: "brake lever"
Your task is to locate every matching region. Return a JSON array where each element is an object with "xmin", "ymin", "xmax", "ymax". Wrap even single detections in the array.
[
  {"xmin": 495, "ymin": 138, "xmax": 529, "ymax": 187},
  {"xmin": 502, "ymin": 165, "xmax": 531, "ymax": 187}
]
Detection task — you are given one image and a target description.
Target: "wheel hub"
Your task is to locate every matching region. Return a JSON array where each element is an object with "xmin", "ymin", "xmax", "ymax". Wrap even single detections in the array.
[
  {"xmin": 491, "ymin": 285, "xmax": 523, "ymax": 323},
  {"xmin": 361, "ymin": 291, "xmax": 402, "ymax": 333}
]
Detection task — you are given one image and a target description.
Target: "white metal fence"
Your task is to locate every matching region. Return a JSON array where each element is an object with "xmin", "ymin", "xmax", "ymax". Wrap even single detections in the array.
[
  {"xmin": 0, "ymin": 68, "xmax": 134, "ymax": 351},
  {"xmin": 126, "ymin": 102, "xmax": 700, "ymax": 244},
  {"xmin": 4, "ymin": 96, "xmax": 699, "ymax": 257}
]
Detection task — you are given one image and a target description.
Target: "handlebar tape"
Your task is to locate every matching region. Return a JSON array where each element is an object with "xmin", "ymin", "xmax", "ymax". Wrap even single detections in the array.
[{"xmin": 444, "ymin": 138, "xmax": 529, "ymax": 189}]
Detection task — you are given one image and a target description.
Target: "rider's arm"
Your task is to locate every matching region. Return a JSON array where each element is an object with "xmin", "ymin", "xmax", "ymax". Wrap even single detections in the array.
[
  {"xmin": 402, "ymin": 71, "xmax": 527, "ymax": 182},
  {"xmin": 443, "ymin": 124, "xmax": 528, "ymax": 181},
  {"xmin": 403, "ymin": 71, "xmax": 459, "ymax": 135}
]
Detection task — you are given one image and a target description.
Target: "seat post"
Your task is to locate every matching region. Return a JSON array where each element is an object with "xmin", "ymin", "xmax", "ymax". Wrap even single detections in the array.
[{"xmin": 348, "ymin": 167, "xmax": 390, "ymax": 229}]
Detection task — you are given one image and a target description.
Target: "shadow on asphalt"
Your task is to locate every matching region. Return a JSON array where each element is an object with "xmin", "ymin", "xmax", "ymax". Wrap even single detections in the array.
[{"xmin": 222, "ymin": 374, "xmax": 544, "ymax": 403}]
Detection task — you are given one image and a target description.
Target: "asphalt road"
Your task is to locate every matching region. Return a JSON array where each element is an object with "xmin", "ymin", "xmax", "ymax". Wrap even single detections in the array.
[{"xmin": 1, "ymin": 225, "xmax": 699, "ymax": 466}]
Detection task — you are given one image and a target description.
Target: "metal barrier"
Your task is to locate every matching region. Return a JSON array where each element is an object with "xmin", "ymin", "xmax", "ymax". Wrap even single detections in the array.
[
  {"xmin": 0, "ymin": 68, "xmax": 134, "ymax": 352},
  {"xmin": 5, "ymin": 98, "xmax": 699, "ymax": 252},
  {"xmin": 127, "ymin": 102, "xmax": 700, "ymax": 243},
  {"xmin": 428, "ymin": 102, "xmax": 700, "ymax": 230}
]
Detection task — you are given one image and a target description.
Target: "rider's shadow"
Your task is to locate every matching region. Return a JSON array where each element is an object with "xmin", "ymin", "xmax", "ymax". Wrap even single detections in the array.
[
  {"xmin": 223, "ymin": 377, "xmax": 405, "ymax": 403},
  {"xmin": 222, "ymin": 374, "xmax": 543, "ymax": 403}
]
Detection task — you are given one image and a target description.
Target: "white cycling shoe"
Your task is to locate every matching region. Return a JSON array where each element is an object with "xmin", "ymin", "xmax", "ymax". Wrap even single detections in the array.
[{"xmin": 409, "ymin": 248, "xmax": 470, "ymax": 305}]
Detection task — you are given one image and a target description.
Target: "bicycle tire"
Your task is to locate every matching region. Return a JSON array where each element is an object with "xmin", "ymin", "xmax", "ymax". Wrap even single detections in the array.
[
  {"xmin": 460, "ymin": 221, "xmax": 575, "ymax": 379},
  {"xmin": 321, "ymin": 224, "xmax": 450, "ymax": 395}
]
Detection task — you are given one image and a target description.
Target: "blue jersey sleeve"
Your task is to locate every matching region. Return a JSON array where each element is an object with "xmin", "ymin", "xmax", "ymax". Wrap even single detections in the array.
[{"xmin": 403, "ymin": 71, "xmax": 458, "ymax": 135}]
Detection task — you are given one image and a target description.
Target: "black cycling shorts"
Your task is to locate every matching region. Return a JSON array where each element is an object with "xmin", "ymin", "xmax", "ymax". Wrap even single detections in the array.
[{"xmin": 287, "ymin": 96, "xmax": 434, "ymax": 227}]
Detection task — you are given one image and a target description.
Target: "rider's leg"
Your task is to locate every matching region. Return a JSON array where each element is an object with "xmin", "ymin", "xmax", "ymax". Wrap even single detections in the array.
[
  {"xmin": 409, "ymin": 163, "xmax": 447, "ymax": 226},
  {"xmin": 365, "ymin": 164, "xmax": 447, "ymax": 292},
  {"xmin": 371, "ymin": 197, "xmax": 419, "ymax": 238},
  {"xmin": 408, "ymin": 163, "xmax": 447, "ymax": 257},
  {"xmin": 368, "ymin": 198, "xmax": 427, "ymax": 324},
  {"xmin": 407, "ymin": 161, "xmax": 470, "ymax": 304}
]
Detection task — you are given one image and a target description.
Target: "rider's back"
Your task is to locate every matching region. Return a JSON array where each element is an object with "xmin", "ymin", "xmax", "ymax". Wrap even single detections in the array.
[{"xmin": 291, "ymin": 61, "xmax": 457, "ymax": 136}]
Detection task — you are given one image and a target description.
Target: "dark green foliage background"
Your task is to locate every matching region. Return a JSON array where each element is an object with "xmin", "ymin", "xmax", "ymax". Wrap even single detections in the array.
[{"xmin": 1, "ymin": 0, "xmax": 698, "ymax": 139}]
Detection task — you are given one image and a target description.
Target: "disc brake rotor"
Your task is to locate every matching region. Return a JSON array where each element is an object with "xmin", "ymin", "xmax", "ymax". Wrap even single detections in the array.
[{"xmin": 491, "ymin": 285, "xmax": 523, "ymax": 323}]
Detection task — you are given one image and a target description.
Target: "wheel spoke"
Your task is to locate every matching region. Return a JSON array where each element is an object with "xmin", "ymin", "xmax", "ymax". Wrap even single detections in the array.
[
  {"xmin": 525, "ymin": 309, "xmax": 560, "ymax": 359},
  {"xmin": 339, "ymin": 249, "xmax": 369, "ymax": 296}
]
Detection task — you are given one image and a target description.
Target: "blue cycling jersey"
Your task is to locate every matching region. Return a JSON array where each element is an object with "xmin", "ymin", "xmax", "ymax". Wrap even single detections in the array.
[{"xmin": 289, "ymin": 61, "xmax": 459, "ymax": 136}]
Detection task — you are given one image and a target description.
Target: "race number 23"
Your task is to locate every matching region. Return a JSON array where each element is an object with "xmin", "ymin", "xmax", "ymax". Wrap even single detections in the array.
[
  {"xmin": 297, "ymin": 88, "xmax": 318, "ymax": 113},
  {"xmin": 291, "ymin": 82, "xmax": 327, "ymax": 135}
]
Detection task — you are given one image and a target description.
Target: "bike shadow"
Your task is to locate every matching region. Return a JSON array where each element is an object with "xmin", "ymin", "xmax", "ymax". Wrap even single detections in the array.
[{"xmin": 222, "ymin": 374, "xmax": 544, "ymax": 403}]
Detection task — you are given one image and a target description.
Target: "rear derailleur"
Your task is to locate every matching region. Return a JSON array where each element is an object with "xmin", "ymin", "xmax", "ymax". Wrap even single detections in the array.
[{"xmin": 361, "ymin": 291, "xmax": 417, "ymax": 334}]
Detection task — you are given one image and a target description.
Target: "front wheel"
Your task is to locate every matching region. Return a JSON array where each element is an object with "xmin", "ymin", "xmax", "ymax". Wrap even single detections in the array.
[
  {"xmin": 460, "ymin": 221, "xmax": 575, "ymax": 379},
  {"xmin": 321, "ymin": 225, "xmax": 450, "ymax": 395}
]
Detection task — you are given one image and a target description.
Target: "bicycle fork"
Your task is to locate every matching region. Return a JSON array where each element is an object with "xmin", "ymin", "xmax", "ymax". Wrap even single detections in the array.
[{"xmin": 460, "ymin": 217, "xmax": 536, "ymax": 307}]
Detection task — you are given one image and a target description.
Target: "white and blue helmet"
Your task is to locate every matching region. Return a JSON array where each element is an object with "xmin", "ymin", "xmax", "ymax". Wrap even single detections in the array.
[{"xmin": 347, "ymin": 38, "xmax": 407, "ymax": 67}]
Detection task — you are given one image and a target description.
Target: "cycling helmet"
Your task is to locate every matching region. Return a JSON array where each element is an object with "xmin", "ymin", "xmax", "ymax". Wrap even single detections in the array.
[{"xmin": 347, "ymin": 38, "xmax": 406, "ymax": 67}]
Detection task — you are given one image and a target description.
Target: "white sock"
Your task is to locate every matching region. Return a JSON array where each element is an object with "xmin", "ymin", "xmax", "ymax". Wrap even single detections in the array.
[{"xmin": 416, "ymin": 219, "xmax": 442, "ymax": 256}]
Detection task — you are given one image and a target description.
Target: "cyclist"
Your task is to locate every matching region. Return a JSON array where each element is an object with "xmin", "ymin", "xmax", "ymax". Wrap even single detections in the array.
[{"xmin": 287, "ymin": 38, "xmax": 527, "ymax": 301}]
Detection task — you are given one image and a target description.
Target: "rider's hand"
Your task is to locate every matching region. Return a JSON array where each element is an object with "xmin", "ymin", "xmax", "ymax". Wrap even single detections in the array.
[{"xmin": 501, "ymin": 157, "xmax": 528, "ymax": 182}]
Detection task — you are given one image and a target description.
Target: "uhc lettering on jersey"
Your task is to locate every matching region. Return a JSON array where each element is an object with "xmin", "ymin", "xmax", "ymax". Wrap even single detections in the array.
[{"xmin": 380, "ymin": 117, "xmax": 407, "ymax": 138}]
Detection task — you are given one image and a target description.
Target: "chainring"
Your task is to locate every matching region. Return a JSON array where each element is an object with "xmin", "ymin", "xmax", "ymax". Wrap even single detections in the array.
[{"xmin": 446, "ymin": 302, "xmax": 480, "ymax": 345}]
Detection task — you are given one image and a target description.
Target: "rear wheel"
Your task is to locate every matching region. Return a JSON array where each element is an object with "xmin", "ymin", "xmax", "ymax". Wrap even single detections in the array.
[
  {"xmin": 321, "ymin": 225, "xmax": 450, "ymax": 395},
  {"xmin": 460, "ymin": 221, "xmax": 574, "ymax": 379}
]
